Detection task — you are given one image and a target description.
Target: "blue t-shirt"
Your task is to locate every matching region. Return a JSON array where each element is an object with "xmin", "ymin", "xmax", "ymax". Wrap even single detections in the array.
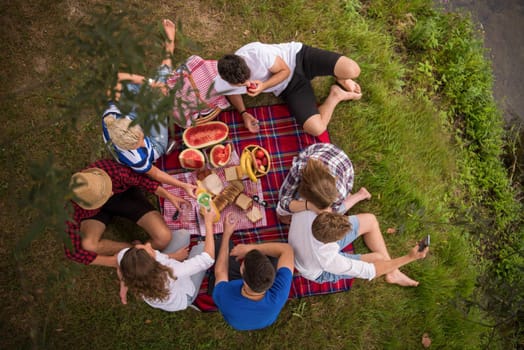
[
  {"xmin": 102, "ymin": 102, "xmax": 156, "ymax": 173},
  {"xmin": 212, "ymin": 267, "xmax": 293, "ymax": 331}
]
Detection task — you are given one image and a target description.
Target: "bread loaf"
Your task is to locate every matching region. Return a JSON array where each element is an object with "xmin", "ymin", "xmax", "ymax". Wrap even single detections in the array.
[
  {"xmin": 213, "ymin": 180, "xmax": 245, "ymax": 212},
  {"xmin": 235, "ymin": 193, "xmax": 253, "ymax": 211}
]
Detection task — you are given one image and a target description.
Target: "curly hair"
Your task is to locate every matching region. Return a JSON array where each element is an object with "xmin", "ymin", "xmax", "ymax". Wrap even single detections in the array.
[
  {"xmin": 298, "ymin": 158, "xmax": 338, "ymax": 210},
  {"xmin": 217, "ymin": 54, "xmax": 251, "ymax": 84},
  {"xmin": 119, "ymin": 247, "xmax": 176, "ymax": 301},
  {"xmin": 312, "ymin": 212, "xmax": 352, "ymax": 243},
  {"xmin": 104, "ymin": 114, "xmax": 144, "ymax": 150}
]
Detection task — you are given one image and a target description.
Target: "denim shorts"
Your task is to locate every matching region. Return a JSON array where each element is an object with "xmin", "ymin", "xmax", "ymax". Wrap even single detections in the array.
[{"xmin": 315, "ymin": 215, "xmax": 362, "ymax": 283}]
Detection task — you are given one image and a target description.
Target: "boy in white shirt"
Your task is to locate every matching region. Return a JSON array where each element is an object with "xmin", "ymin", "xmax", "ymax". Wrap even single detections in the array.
[{"xmin": 288, "ymin": 211, "xmax": 428, "ymax": 286}]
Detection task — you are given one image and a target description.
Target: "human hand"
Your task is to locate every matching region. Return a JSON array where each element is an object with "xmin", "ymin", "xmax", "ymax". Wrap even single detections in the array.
[
  {"xmin": 241, "ymin": 112, "xmax": 260, "ymax": 133},
  {"xmin": 170, "ymin": 246, "xmax": 190, "ymax": 261},
  {"xmin": 119, "ymin": 282, "xmax": 128, "ymax": 305},
  {"xmin": 223, "ymin": 212, "xmax": 238, "ymax": 238},
  {"xmin": 183, "ymin": 183, "xmax": 198, "ymax": 199},
  {"xmin": 202, "ymin": 205, "xmax": 216, "ymax": 224},
  {"xmin": 246, "ymin": 80, "xmax": 263, "ymax": 97},
  {"xmin": 150, "ymin": 81, "xmax": 169, "ymax": 96},
  {"xmin": 408, "ymin": 244, "xmax": 429, "ymax": 260},
  {"xmin": 230, "ymin": 243, "xmax": 253, "ymax": 260},
  {"xmin": 117, "ymin": 268, "xmax": 128, "ymax": 305},
  {"xmin": 168, "ymin": 195, "xmax": 190, "ymax": 211}
]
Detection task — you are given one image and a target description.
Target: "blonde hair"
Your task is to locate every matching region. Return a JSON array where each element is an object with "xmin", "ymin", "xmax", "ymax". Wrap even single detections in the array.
[
  {"xmin": 104, "ymin": 114, "xmax": 144, "ymax": 150},
  {"xmin": 312, "ymin": 212, "xmax": 352, "ymax": 243},
  {"xmin": 298, "ymin": 158, "xmax": 338, "ymax": 210}
]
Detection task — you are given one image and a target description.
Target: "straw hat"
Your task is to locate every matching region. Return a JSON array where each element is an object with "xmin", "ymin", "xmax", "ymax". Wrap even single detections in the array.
[
  {"xmin": 70, "ymin": 168, "xmax": 113, "ymax": 210},
  {"xmin": 104, "ymin": 114, "xmax": 144, "ymax": 150}
]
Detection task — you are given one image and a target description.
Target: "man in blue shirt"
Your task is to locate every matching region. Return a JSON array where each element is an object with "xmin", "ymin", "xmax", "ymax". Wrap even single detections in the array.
[{"xmin": 212, "ymin": 213, "xmax": 294, "ymax": 331}]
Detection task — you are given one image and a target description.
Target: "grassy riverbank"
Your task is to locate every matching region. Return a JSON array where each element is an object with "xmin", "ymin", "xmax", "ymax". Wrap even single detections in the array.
[{"xmin": 1, "ymin": 0, "xmax": 521, "ymax": 348}]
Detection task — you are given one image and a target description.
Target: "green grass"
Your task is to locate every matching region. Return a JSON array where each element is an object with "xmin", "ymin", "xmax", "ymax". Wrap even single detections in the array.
[{"xmin": 1, "ymin": 0, "xmax": 522, "ymax": 349}]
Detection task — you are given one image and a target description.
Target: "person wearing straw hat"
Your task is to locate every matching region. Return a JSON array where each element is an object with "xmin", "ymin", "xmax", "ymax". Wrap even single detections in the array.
[{"xmin": 66, "ymin": 159, "xmax": 189, "ymax": 267}]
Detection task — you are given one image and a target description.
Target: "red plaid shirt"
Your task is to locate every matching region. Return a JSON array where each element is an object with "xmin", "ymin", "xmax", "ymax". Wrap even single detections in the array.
[{"xmin": 65, "ymin": 159, "xmax": 160, "ymax": 265}]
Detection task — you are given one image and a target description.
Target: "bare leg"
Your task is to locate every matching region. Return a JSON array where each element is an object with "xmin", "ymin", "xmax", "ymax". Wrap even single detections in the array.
[
  {"xmin": 136, "ymin": 211, "xmax": 172, "ymax": 250},
  {"xmin": 303, "ymin": 85, "xmax": 362, "ymax": 136},
  {"xmin": 80, "ymin": 219, "xmax": 132, "ymax": 256},
  {"xmin": 356, "ymin": 213, "xmax": 419, "ymax": 287},
  {"xmin": 161, "ymin": 19, "xmax": 176, "ymax": 68},
  {"xmin": 343, "ymin": 187, "xmax": 371, "ymax": 211},
  {"xmin": 333, "ymin": 56, "xmax": 361, "ymax": 93}
]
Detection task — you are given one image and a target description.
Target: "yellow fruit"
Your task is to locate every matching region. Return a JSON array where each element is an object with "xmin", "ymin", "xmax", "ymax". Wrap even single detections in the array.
[
  {"xmin": 245, "ymin": 155, "xmax": 258, "ymax": 182},
  {"xmin": 239, "ymin": 150, "xmax": 250, "ymax": 176}
]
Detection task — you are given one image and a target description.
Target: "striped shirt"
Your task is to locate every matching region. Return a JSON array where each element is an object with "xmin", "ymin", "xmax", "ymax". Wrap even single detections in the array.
[
  {"xmin": 102, "ymin": 102, "xmax": 156, "ymax": 173},
  {"xmin": 65, "ymin": 159, "xmax": 160, "ymax": 264},
  {"xmin": 277, "ymin": 143, "xmax": 354, "ymax": 215}
]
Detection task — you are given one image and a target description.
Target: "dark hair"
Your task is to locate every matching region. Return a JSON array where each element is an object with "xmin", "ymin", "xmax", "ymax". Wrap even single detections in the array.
[
  {"xmin": 217, "ymin": 54, "xmax": 251, "ymax": 84},
  {"xmin": 119, "ymin": 248, "xmax": 175, "ymax": 301},
  {"xmin": 312, "ymin": 212, "xmax": 352, "ymax": 243},
  {"xmin": 242, "ymin": 250, "xmax": 275, "ymax": 293}
]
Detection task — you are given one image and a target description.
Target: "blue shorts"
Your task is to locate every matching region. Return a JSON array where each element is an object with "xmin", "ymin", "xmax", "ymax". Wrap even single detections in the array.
[
  {"xmin": 124, "ymin": 64, "xmax": 173, "ymax": 156},
  {"xmin": 315, "ymin": 215, "xmax": 361, "ymax": 283}
]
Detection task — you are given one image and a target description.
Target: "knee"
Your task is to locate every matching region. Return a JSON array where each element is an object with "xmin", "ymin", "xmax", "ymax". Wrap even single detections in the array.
[
  {"xmin": 303, "ymin": 120, "xmax": 327, "ymax": 137},
  {"xmin": 359, "ymin": 213, "xmax": 380, "ymax": 231},
  {"xmin": 310, "ymin": 127, "xmax": 327, "ymax": 137},
  {"xmin": 368, "ymin": 213, "xmax": 379, "ymax": 226},
  {"xmin": 150, "ymin": 227, "xmax": 172, "ymax": 250},
  {"xmin": 81, "ymin": 237, "xmax": 99, "ymax": 253},
  {"xmin": 336, "ymin": 56, "xmax": 361, "ymax": 79}
]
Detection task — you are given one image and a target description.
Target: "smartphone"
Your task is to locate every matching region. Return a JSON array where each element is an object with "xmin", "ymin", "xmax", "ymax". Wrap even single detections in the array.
[{"xmin": 418, "ymin": 234, "xmax": 430, "ymax": 252}]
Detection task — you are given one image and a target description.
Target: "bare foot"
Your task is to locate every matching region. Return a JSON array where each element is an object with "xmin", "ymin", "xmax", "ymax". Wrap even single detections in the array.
[
  {"xmin": 385, "ymin": 269, "xmax": 419, "ymax": 287},
  {"xmin": 343, "ymin": 187, "xmax": 371, "ymax": 210},
  {"xmin": 162, "ymin": 19, "xmax": 176, "ymax": 54},
  {"xmin": 242, "ymin": 112, "xmax": 260, "ymax": 133},
  {"xmin": 337, "ymin": 78, "xmax": 361, "ymax": 93},
  {"xmin": 355, "ymin": 187, "xmax": 371, "ymax": 201},
  {"xmin": 330, "ymin": 84, "xmax": 362, "ymax": 102}
]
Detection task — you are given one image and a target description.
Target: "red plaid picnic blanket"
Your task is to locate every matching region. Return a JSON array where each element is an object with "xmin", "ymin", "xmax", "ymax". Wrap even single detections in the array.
[{"xmin": 156, "ymin": 104, "xmax": 354, "ymax": 311}]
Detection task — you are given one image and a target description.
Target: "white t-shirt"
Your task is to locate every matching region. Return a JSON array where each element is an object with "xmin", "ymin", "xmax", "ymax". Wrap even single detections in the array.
[
  {"xmin": 288, "ymin": 211, "xmax": 376, "ymax": 281},
  {"xmin": 117, "ymin": 248, "xmax": 214, "ymax": 312},
  {"xmin": 214, "ymin": 41, "xmax": 303, "ymax": 96}
]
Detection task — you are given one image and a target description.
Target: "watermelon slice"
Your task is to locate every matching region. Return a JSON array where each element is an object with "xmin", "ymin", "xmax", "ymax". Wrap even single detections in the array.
[
  {"xmin": 179, "ymin": 148, "xmax": 206, "ymax": 169},
  {"xmin": 182, "ymin": 121, "xmax": 229, "ymax": 149},
  {"xmin": 209, "ymin": 143, "xmax": 232, "ymax": 168}
]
